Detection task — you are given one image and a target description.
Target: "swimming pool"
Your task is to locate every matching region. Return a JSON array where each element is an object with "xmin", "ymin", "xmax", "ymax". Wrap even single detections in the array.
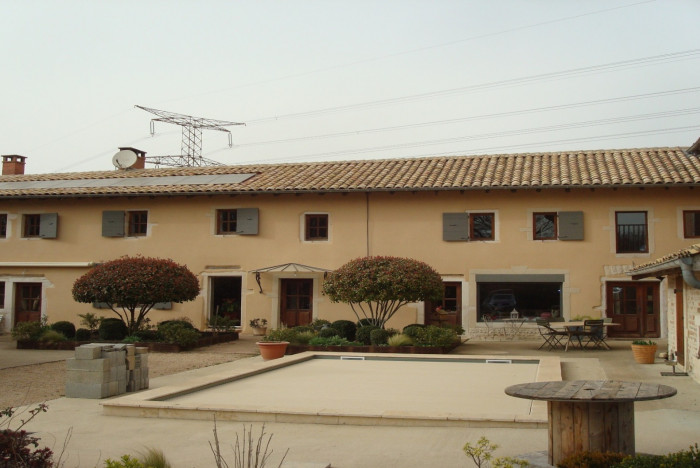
[{"xmin": 103, "ymin": 352, "xmax": 559, "ymax": 428}]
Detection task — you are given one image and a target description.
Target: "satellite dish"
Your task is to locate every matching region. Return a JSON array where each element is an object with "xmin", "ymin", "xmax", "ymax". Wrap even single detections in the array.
[{"xmin": 112, "ymin": 149, "xmax": 138, "ymax": 169}]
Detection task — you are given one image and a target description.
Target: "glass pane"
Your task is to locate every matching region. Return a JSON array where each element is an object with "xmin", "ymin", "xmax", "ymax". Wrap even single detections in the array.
[
  {"xmin": 299, "ymin": 297, "xmax": 310, "ymax": 310},
  {"xmin": 444, "ymin": 285, "xmax": 457, "ymax": 300},
  {"xmin": 287, "ymin": 297, "xmax": 298, "ymax": 309},
  {"xmin": 300, "ymin": 281, "xmax": 311, "ymax": 295},
  {"xmin": 535, "ymin": 214, "xmax": 556, "ymax": 239},
  {"xmin": 472, "ymin": 214, "xmax": 493, "ymax": 239}
]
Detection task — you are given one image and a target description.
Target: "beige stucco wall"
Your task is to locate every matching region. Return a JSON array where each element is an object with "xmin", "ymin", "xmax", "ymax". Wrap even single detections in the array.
[{"xmin": 1, "ymin": 187, "xmax": 698, "ymax": 334}]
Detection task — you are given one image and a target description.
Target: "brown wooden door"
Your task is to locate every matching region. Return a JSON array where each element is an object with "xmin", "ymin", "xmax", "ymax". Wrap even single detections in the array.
[
  {"xmin": 425, "ymin": 282, "xmax": 461, "ymax": 327},
  {"xmin": 675, "ymin": 276, "xmax": 685, "ymax": 365},
  {"xmin": 280, "ymin": 279, "xmax": 312, "ymax": 327},
  {"xmin": 14, "ymin": 283, "xmax": 42, "ymax": 323},
  {"xmin": 606, "ymin": 281, "xmax": 660, "ymax": 338}
]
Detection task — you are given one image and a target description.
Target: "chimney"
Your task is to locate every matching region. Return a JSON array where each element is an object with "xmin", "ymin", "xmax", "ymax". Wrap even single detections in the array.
[
  {"xmin": 118, "ymin": 147, "xmax": 147, "ymax": 169},
  {"xmin": 2, "ymin": 155, "xmax": 27, "ymax": 175}
]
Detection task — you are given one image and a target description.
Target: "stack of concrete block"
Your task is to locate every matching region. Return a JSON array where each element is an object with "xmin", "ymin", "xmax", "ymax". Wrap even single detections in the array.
[{"xmin": 65, "ymin": 343, "xmax": 148, "ymax": 399}]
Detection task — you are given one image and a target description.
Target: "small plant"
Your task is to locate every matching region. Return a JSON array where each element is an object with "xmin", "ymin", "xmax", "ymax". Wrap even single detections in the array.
[
  {"xmin": 309, "ymin": 319, "xmax": 332, "ymax": 331},
  {"xmin": 0, "ymin": 403, "xmax": 55, "ymax": 467},
  {"xmin": 250, "ymin": 318, "xmax": 268, "ymax": 328},
  {"xmin": 291, "ymin": 330, "xmax": 316, "ymax": 344},
  {"xmin": 308, "ymin": 336, "xmax": 362, "ymax": 346},
  {"xmin": 557, "ymin": 450, "xmax": 625, "ymax": 468},
  {"xmin": 387, "ymin": 333, "xmax": 413, "ymax": 346},
  {"xmin": 412, "ymin": 325, "xmax": 458, "ymax": 347},
  {"xmin": 370, "ymin": 328, "xmax": 390, "ymax": 346},
  {"xmin": 158, "ymin": 321, "xmax": 200, "ymax": 347},
  {"xmin": 38, "ymin": 329, "xmax": 68, "ymax": 342},
  {"xmin": 78, "ymin": 312, "xmax": 103, "ymax": 333},
  {"xmin": 208, "ymin": 315, "xmax": 240, "ymax": 333},
  {"xmin": 262, "ymin": 327, "xmax": 297, "ymax": 343},
  {"xmin": 138, "ymin": 447, "xmax": 172, "ymax": 468},
  {"xmin": 356, "ymin": 325, "xmax": 380, "ymax": 345},
  {"xmin": 613, "ymin": 443, "xmax": 700, "ymax": 467},
  {"xmin": 632, "ymin": 340, "xmax": 656, "ymax": 346},
  {"xmin": 402, "ymin": 324, "xmax": 425, "ymax": 339},
  {"xmin": 11, "ymin": 320, "xmax": 47, "ymax": 341},
  {"xmin": 318, "ymin": 327, "xmax": 339, "ymax": 338},
  {"xmin": 463, "ymin": 436, "xmax": 529, "ymax": 468},
  {"xmin": 210, "ymin": 421, "xmax": 289, "ymax": 468},
  {"xmin": 75, "ymin": 327, "xmax": 92, "ymax": 341}
]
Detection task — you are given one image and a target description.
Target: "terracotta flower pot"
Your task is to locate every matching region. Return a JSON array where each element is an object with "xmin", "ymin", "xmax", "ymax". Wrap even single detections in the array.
[
  {"xmin": 256, "ymin": 341, "xmax": 289, "ymax": 360},
  {"xmin": 631, "ymin": 344, "xmax": 657, "ymax": 364}
]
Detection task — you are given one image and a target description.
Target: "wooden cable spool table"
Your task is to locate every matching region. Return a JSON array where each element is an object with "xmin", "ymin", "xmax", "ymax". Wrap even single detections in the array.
[{"xmin": 505, "ymin": 380, "xmax": 676, "ymax": 465}]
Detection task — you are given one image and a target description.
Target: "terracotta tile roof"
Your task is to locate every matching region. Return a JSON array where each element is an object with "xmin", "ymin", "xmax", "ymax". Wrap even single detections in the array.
[
  {"xmin": 1, "ymin": 146, "xmax": 699, "ymax": 198},
  {"xmin": 629, "ymin": 243, "xmax": 700, "ymax": 278}
]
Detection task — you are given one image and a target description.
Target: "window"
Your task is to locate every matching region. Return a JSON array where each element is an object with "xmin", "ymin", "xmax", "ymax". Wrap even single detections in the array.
[
  {"xmin": 0, "ymin": 282, "xmax": 5, "ymax": 308},
  {"xmin": 0, "ymin": 214, "xmax": 6, "ymax": 238},
  {"xmin": 534, "ymin": 213, "xmax": 557, "ymax": 240},
  {"xmin": 477, "ymin": 277, "xmax": 563, "ymax": 321},
  {"xmin": 128, "ymin": 211, "xmax": 148, "ymax": 236},
  {"xmin": 442, "ymin": 212, "xmax": 495, "ymax": 241},
  {"xmin": 305, "ymin": 214, "xmax": 328, "ymax": 241},
  {"xmin": 22, "ymin": 213, "xmax": 57, "ymax": 239},
  {"xmin": 215, "ymin": 208, "xmax": 259, "ymax": 235},
  {"xmin": 683, "ymin": 210, "xmax": 700, "ymax": 238},
  {"xmin": 616, "ymin": 211, "xmax": 648, "ymax": 253},
  {"xmin": 102, "ymin": 210, "xmax": 149, "ymax": 237}
]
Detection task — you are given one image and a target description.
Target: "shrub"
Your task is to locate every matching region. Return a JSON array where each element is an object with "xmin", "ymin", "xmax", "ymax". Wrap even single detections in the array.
[
  {"xmin": 75, "ymin": 328, "xmax": 92, "ymax": 341},
  {"xmin": 308, "ymin": 336, "xmax": 362, "ymax": 346},
  {"xmin": 412, "ymin": 325, "xmax": 458, "ymax": 347},
  {"xmin": 11, "ymin": 321, "xmax": 46, "ymax": 340},
  {"xmin": 78, "ymin": 312, "xmax": 103, "ymax": 333},
  {"xmin": 158, "ymin": 318, "xmax": 195, "ymax": 330},
  {"xmin": 558, "ymin": 450, "xmax": 625, "ymax": 468},
  {"xmin": 356, "ymin": 325, "xmax": 379, "ymax": 345},
  {"xmin": 134, "ymin": 329, "xmax": 160, "ymax": 342},
  {"xmin": 157, "ymin": 322, "xmax": 200, "ymax": 348},
  {"xmin": 50, "ymin": 320, "xmax": 76, "ymax": 339},
  {"xmin": 387, "ymin": 333, "xmax": 413, "ymax": 346},
  {"xmin": 0, "ymin": 404, "xmax": 54, "ymax": 468},
  {"xmin": 331, "ymin": 320, "xmax": 357, "ymax": 340},
  {"xmin": 262, "ymin": 327, "xmax": 298, "ymax": 343},
  {"xmin": 292, "ymin": 330, "xmax": 316, "ymax": 345},
  {"xmin": 318, "ymin": 327, "xmax": 339, "ymax": 338},
  {"xmin": 402, "ymin": 324, "xmax": 425, "ymax": 339},
  {"xmin": 38, "ymin": 329, "xmax": 67, "ymax": 342},
  {"xmin": 370, "ymin": 328, "xmax": 390, "ymax": 346},
  {"xmin": 292, "ymin": 325, "xmax": 314, "ymax": 334},
  {"xmin": 208, "ymin": 315, "xmax": 239, "ymax": 332},
  {"xmin": 309, "ymin": 319, "xmax": 332, "ymax": 331},
  {"xmin": 613, "ymin": 443, "xmax": 700, "ymax": 467},
  {"xmin": 99, "ymin": 318, "xmax": 129, "ymax": 341}
]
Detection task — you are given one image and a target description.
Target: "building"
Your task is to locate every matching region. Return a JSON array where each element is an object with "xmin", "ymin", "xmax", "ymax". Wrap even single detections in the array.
[
  {"xmin": 629, "ymin": 244, "xmax": 700, "ymax": 382},
  {"xmin": 1, "ymin": 141, "xmax": 699, "ymax": 338}
]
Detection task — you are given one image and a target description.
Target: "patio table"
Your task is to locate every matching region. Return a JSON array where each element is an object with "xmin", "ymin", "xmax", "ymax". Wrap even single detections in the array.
[
  {"xmin": 505, "ymin": 380, "xmax": 676, "ymax": 465},
  {"xmin": 549, "ymin": 321, "xmax": 619, "ymax": 351}
]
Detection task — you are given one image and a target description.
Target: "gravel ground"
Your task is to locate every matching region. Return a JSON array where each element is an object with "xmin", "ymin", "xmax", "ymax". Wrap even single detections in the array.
[{"xmin": 0, "ymin": 348, "xmax": 255, "ymax": 409}]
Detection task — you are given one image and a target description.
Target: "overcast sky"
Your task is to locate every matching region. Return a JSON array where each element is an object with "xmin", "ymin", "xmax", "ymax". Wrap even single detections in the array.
[{"xmin": 2, "ymin": 0, "xmax": 699, "ymax": 174}]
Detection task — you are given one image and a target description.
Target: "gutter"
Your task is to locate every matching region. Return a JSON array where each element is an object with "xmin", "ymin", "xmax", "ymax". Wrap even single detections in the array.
[
  {"xmin": 680, "ymin": 257, "xmax": 700, "ymax": 290},
  {"xmin": 0, "ymin": 262, "xmax": 98, "ymax": 268}
]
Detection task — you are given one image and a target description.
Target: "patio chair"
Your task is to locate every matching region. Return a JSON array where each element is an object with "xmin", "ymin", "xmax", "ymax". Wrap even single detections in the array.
[
  {"xmin": 535, "ymin": 319, "xmax": 567, "ymax": 350},
  {"xmin": 581, "ymin": 319, "xmax": 609, "ymax": 349}
]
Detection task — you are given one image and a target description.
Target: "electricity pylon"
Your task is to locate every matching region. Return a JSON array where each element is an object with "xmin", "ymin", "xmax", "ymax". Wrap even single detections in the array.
[{"xmin": 136, "ymin": 105, "xmax": 245, "ymax": 167}]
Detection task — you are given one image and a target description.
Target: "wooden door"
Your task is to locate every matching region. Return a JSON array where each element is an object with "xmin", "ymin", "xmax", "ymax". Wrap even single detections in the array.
[
  {"xmin": 14, "ymin": 283, "xmax": 42, "ymax": 323},
  {"xmin": 425, "ymin": 282, "xmax": 461, "ymax": 327},
  {"xmin": 675, "ymin": 276, "xmax": 685, "ymax": 365},
  {"xmin": 606, "ymin": 281, "xmax": 660, "ymax": 338},
  {"xmin": 280, "ymin": 279, "xmax": 312, "ymax": 327}
]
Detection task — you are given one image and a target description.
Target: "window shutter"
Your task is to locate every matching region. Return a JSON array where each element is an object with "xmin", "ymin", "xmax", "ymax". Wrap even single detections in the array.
[
  {"xmin": 237, "ymin": 208, "xmax": 259, "ymax": 235},
  {"xmin": 558, "ymin": 211, "xmax": 584, "ymax": 240},
  {"xmin": 153, "ymin": 302, "xmax": 172, "ymax": 310},
  {"xmin": 443, "ymin": 213, "xmax": 469, "ymax": 241},
  {"xmin": 92, "ymin": 302, "xmax": 112, "ymax": 309},
  {"xmin": 102, "ymin": 211, "xmax": 125, "ymax": 237},
  {"xmin": 39, "ymin": 213, "xmax": 58, "ymax": 238}
]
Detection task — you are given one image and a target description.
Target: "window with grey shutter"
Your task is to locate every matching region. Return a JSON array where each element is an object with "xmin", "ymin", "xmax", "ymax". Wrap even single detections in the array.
[
  {"xmin": 557, "ymin": 211, "xmax": 584, "ymax": 240},
  {"xmin": 39, "ymin": 213, "xmax": 58, "ymax": 238},
  {"xmin": 443, "ymin": 213, "xmax": 469, "ymax": 241},
  {"xmin": 237, "ymin": 208, "xmax": 259, "ymax": 235},
  {"xmin": 102, "ymin": 211, "xmax": 125, "ymax": 237}
]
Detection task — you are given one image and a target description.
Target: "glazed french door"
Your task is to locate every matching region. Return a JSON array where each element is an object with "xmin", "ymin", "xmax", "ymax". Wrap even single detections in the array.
[
  {"xmin": 14, "ymin": 283, "xmax": 42, "ymax": 323},
  {"xmin": 280, "ymin": 279, "xmax": 313, "ymax": 327},
  {"xmin": 606, "ymin": 281, "xmax": 660, "ymax": 338},
  {"xmin": 425, "ymin": 282, "xmax": 461, "ymax": 327}
]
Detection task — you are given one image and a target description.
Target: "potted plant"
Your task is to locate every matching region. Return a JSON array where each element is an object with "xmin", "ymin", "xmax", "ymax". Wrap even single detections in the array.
[
  {"xmin": 249, "ymin": 318, "xmax": 268, "ymax": 336},
  {"xmin": 631, "ymin": 339, "xmax": 657, "ymax": 364},
  {"xmin": 256, "ymin": 327, "xmax": 290, "ymax": 360}
]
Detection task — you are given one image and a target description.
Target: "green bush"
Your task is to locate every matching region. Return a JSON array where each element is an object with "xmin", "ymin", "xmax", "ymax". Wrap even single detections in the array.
[
  {"xmin": 331, "ymin": 320, "xmax": 357, "ymax": 340},
  {"xmin": 75, "ymin": 328, "xmax": 92, "ymax": 341},
  {"xmin": 387, "ymin": 333, "xmax": 413, "ymax": 346},
  {"xmin": 356, "ymin": 325, "xmax": 380, "ymax": 345},
  {"xmin": 310, "ymin": 319, "xmax": 332, "ymax": 331},
  {"xmin": 318, "ymin": 327, "xmax": 339, "ymax": 338},
  {"xmin": 262, "ymin": 327, "xmax": 298, "ymax": 343},
  {"xmin": 134, "ymin": 329, "xmax": 160, "ymax": 342},
  {"xmin": 613, "ymin": 443, "xmax": 700, "ymax": 467},
  {"xmin": 370, "ymin": 328, "xmax": 390, "ymax": 346},
  {"xmin": 157, "ymin": 322, "xmax": 200, "ymax": 347},
  {"xmin": 411, "ymin": 325, "xmax": 458, "ymax": 347},
  {"xmin": 402, "ymin": 324, "xmax": 425, "ymax": 339},
  {"xmin": 50, "ymin": 321, "xmax": 76, "ymax": 339},
  {"xmin": 207, "ymin": 315, "xmax": 239, "ymax": 332},
  {"xmin": 158, "ymin": 318, "xmax": 195, "ymax": 330},
  {"xmin": 558, "ymin": 450, "xmax": 626, "ymax": 468},
  {"xmin": 11, "ymin": 321, "xmax": 46, "ymax": 340},
  {"xmin": 292, "ymin": 325, "xmax": 314, "ymax": 334},
  {"xmin": 308, "ymin": 336, "xmax": 362, "ymax": 346},
  {"xmin": 99, "ymin": 318, "xmax": 129, "ymax": 341},
  {"xmin": 292, "ymin": 330, "xmax": 316, "ymax": 345},
  {"xmin": 38, "ymin": 329, "xmax": 67, "ymax": 342}
]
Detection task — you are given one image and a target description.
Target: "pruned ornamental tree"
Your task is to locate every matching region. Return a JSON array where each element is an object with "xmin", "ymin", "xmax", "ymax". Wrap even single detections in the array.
[
  {"xmin": 322, "ymin": 256, "xmax": 443, "ymax": 329},
  {"xmin": 72, "ymin": 256, "xmax": 200, "ymax": 334}
]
